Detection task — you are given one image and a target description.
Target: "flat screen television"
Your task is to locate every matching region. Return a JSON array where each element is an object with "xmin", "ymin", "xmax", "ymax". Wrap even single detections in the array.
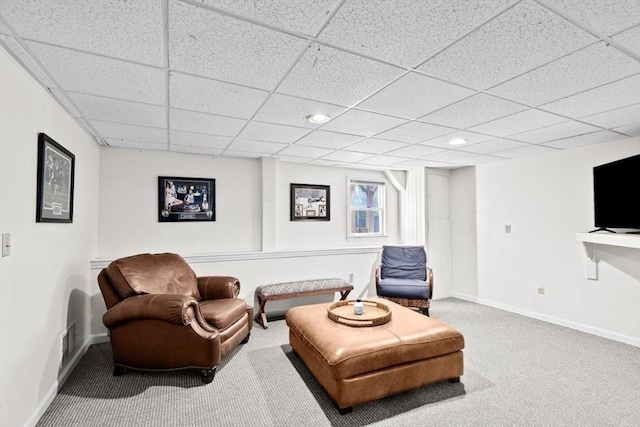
[{"xmin": 592, "ymin": 154, "xmax": 640, "ymax": 233}]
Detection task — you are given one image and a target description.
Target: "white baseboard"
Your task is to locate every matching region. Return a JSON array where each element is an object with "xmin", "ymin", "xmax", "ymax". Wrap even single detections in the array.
[
  {"xmin": 26, "ymin": 333, "xmax": 109, "ymax": 427},
  {"xmin": 452, "ymin": 292, "xmax": 639, "ymax": 348}
]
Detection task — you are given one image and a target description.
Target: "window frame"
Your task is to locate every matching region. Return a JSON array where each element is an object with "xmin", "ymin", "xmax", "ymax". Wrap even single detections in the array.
[{"xmin": 347, "ymin": 178, "xmax": 386, "ymax": 238}]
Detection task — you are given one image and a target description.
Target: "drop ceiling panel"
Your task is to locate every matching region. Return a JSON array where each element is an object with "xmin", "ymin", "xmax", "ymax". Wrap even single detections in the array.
[
  {"xmin": 170, "ymin": 108, "xmax": 247, "ymax": 136},
  {"xmin": 420, "ymin": 131, "xmax": 494, "ymax": 149},
  {"xmin": 0, "ymin": 0, "xmax": 163, "ymax": 66},
  {"xmin": 385, "ymin": 144, "xmax": 447, "ymax": 159},
  {"xmin": 540, "ymin": 74, "xmax": 640, "ymax": 118},
  {"xmin": 419, "ymin": 94, "xmax": 527, "ymax": 129},
  {"xmin": 542, "ymin": 130, "xmax": 625, "ymax": 149},
  {"xmin": 168, "ymin": 0, "xmax": 307, "ymax": 89},
  {"xmin": 276, "ymin": 144, "xmax": 334, "ymax": 159},
  {"xmin": 94, "ymin": 122, "xmax": 167, "ymax": 144},
  {"xmin": 357, "ymin": 72, "xmax": 476, "ymax": 119},
  {"xmin": 226, "ymin": 138, "xmax": 288, "ymax": 154},
  {"xmin": 359, "ymin": 155, "xmax": 407, "ymax": 167},
  {"xmin": 321, "ymin": 109, "xmax": 407, "ymax": 137},
  {"xmin": 419, "ymin": 0, "xmax": 596, "ymax": 89},
  {"xmin": 422, "ymin": 150, "xmax": 504, "ymax": 166},
  {"xmin": 613, "ymin": 25, "xmax": 640, "ymax": 55},
  {"xmin": 27, "ymin": 41, "xmax": 165, "ymax": 104},
  {"xmin": 345, "ymin": 138, "xmax": 408, "ymax": 155},
  {"xmin": 199, "ymin": 0, "xmax": 336, "ymax": 36},
  {"xmin": 492, "ymin": 143, "xmax": 558, "ymax": 158},
  {"xmin": 469, "ymin": 109, "xmax": 567, "ymax": 137},
  {"xmin": 170, "ymin": 72, "xmax": 269, "ymax": 119},
  {"xmin": 543, "ymin": 0, "xmax": 640, "ymax": 36},
  {"xmin": 295, "ymin": 130, "xmax": 364, "ymax": 149},
  {"xmin": 580, "ymin": 103, "xmax": 640, "ymax": 135},
  {"xmin": 393, "ymin": 159, "xmax": 458, "ymax": 169},
  {"xmin": 238, "ymin": 121, "xmax": 310, "ymax": 144},
  {"xmin": 0, "ymin": 35, "xmax": 56, "ymax": 87},
  {"xmin": 509, "ymin": 120, "xmax": 602, "ymax": 144},
  {"xmin": 169, "ymin": 130, "xmax": 232, "ymax": 149},
  {"xmin": 68, "ymin": 92, "xmax": 167, "ymax": 128},
  {"xmin": 171, "ymin": 144, "xmax": 224, "ymax": 156},
  {"xmin": 488, "ymin": 42, "xmax": 640, "ymax": 106},
  {"xmin": 376, "ymin": 121, "xmax": 455, "ymax": 144},
  {"xmin": 106, "ymin": 139, "xmax": 168, "ymax": 151},
  {"xmin": 322, "ymin": 150, "xmax": 373, "ymax": 163},
  {"xmin": 458, "ymin": 138, "xmax": 530, "ymax": 154},
  {"xmin": 49, "ymin": 89, "xmax": 82, "ymax": 117},
  {"xmin": 319, "ymin": 0, "xmax": 514, "ymax": 67},
  {"xmin": 254, "ymin": 93, "xmax": 347, "ymax": 128},
  {"xmin": 277, "ymin": 43, "xmax": 404, "ymax": 106}
]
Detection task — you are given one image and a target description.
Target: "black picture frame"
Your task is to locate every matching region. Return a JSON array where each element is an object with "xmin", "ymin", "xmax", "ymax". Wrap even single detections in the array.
[
  {"xmin": 158, "ymin": 176, "xmax": 215, "ymax": 222},
  {"xmin": 290, "ymin": 183, "xmax": 330, "ymax": 221},
  {"xmin": 36, "ymin": 133, "xmax": 75, "ymax": 223}
]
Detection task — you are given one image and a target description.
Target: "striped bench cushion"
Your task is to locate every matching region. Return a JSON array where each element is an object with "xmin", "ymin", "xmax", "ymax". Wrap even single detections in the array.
[{"xmin": 257, "ymin": 278, "xmax": 347, "ymax": 297}]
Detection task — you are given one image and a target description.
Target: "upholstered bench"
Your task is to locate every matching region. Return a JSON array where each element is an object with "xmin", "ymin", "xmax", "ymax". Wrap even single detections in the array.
[
  {"xmin": 255, "ymin": 278, "xmax": 352, "ymax": 329},
  {"xmin": 286, "ymin": 298, "xmax": 464, "ymax": 413}
]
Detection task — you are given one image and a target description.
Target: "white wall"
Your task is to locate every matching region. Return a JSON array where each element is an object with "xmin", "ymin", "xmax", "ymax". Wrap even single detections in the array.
[
  {"xmin": 451, "ymin": 137, "xmax": 640, "ymax": 345},
  {"xmin": 0, "ymin": 46, "xmax": 100, "ymax": 427}
]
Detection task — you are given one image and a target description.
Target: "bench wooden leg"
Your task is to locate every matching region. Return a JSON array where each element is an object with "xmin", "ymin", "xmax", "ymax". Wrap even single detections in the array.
[
  {"xmin": 256, "ymin": 297, "xmax": 268, "ymax": 329},
  {"xmin": 339, "ymin": 290, "xmax": 351, "ymax": 300}
]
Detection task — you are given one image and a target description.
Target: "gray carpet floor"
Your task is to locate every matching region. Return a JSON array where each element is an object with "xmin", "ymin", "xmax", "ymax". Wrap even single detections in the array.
[{"xmin": 37, "ymin": 298, "xmax": 640, "ymax": 426}]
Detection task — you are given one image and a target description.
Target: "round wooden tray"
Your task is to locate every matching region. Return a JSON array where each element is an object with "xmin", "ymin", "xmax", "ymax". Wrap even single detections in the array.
[{"xmin": 327, "ymin": 300, "xmax": 392, "ymax": 327}]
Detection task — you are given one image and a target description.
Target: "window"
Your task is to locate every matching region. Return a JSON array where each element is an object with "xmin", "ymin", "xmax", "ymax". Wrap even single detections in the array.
[{"xmin": 348, "ymin": 180, "xmax": 385, "ymax": 236}]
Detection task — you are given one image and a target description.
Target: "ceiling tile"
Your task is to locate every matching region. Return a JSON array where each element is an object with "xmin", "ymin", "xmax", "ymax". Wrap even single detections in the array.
[
  {"xmin": 237, "ymin": 121, "xmax": 310, "ymax": 143},
  {"xmin": 321, "ymin": 151, "xmax": 373, "ymax": 163},
  {"xmin": 277, "ymin": 144, "xmax": 334, "ymax": 158},
  {"xmin": 170, "ymin": 72, "xmax": 269, "ymax": 119},
  {"xmin": 376, "ymin": 121, "xmax": 455, "ymax": 144},
  {"xmin": 580, "ymin": 103, "xmax": 640, "ymax": 135},
  {"xmin": 308, "ymin": 159, "xmax": 349, "ymax": 167},
  {"xmin": 169, "ymin": 130, "xmax": 232, "ymax": 149},
  {"xmin": 319, "ymin": 0, "xmax": 513, "ymax": 66},
  {"xmin": 95, "ymin": 121, "xmax": 167, "ymax": 144},
  {"xmin": 419, "ymin": 93, "xmax": 527, "ymax": 129},
  {"xmin": 0, "ymin": 0, "xmax": 164, "ymax": 65},
  {"xmin": 49, "ymin": 89, "xmax": 83, "ymax": 117},
  {"xmin": 26, "ymin": 41, "xmax": 165, "ymax": 104},
  {"xmin": 105, "ymin": 138, "xmax": 167, "ymax": 151},
  {"xmin": 321, "ymin": 109, "xmax": 407, "ymax": 136},
  {"xmin": 170, "ymin": 108, "xmax": 247, "ymax": 136},
  {"xmin": 420, "ymin": 130, "xmax": 494, "ymax": 149},
  {"xmin": 168, "ymin": 0, "xmax": 307, "ymax": 89},
  {"xmin": 0, "ymin": 18, "xmax": 10, "ymax": 34},
  {"xmin": 0, "ymin": 35, "xmax": 56, "ymax": 87},
  {"xmin": 277, "ymin": 43, "xmax": 404, "ymax": 106},
  {"xmin": 345, "ymin": 138, "xmax": 408, "ymax": 154},
  {"xmin": 488, "ymin": 42, "xmax": 640, "ymax": 106},
  {"xmin": 422, "ymin": 150, "xmax": 504, "ymax": 165},
  {"xmin": 253, "ymin": 93, "xmax": 347, "ymax": 128},
  {"xmin": 508, "ymin": 120, "xmax": 602, "ymax": 144},
  {"xmin": 419, "ymin": 0, "xmax": 596, "ymax": 89},
  {"xmin": 613, "ymin": 25, "xmax": 640, "ymax": 55},
  {"xmin": 543, "ymin": 0, "xmax": 640, "ymax": 36},
  {"xmin": 358, "ymin": 155, "xmax": 406, "ymax": 167},
  {"xmin": 199, "ymin": 0, "xmax": 336, "ymax": 36},
  {"xmin": 68, "ymin": 92, "xmax": 166, "ymax": 128},
  {"xmin": 458, "ymin": 138, "xmax": 530, "ymax": 154},
  {"xmin": 539, "ymin": 74, "xmax": 640, "ymax": 118},
  {"xmin": 542, "ymin": 130, "xmax": 627, "ymax": 149},
  {"xmin": 171, "ymin": 145, "xmax": 224, "ymax": 156},
  {"xmin": 469, "ymin": 109, "xmax": 567, "ymax": 137},
  {"xmin": 393, "ymin": 159, "xmax": 458, "ymax": 169},
  {"xmin": 385, "ymin": 144, "xmax": 447, "ymax": 159},
  {"xmin": 225, "ymin": 138, "xmax": 288, "ymax": 154},
  {"xmin": 492, "ymin": 144, "xmax": 558, "ymax": 159},
  {"xmin": 295, "ymin": 130, "xmax": 364, "ymax": 149},
  {"xmin": 356, "ymin": 72, "xmax": 476, "ymax": 119}
]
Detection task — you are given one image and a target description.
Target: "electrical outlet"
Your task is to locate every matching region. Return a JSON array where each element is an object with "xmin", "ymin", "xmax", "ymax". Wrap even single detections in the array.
[
  {"xmin": 348, "ymin": 273, "xmax": 354, "ymax": 284},
  {"xmin": 537, "ymin": 286, "xmax": 545, "ymax": 295},
  {"xmin": 2, "ymin": 233, "xmax": 10, "ymax": 257},
  {"xmin": 505, "ymin": 225, "xmax": 511, "ymax": 234}
]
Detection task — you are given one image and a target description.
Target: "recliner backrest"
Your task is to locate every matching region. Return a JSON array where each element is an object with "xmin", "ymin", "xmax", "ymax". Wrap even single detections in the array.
[
  {"xmin": 380, "ymin": 246, "xmax": 426, "ymax": 281},
  {"xmin": 105, "ymin": 253, "xmax": 200, "ymax": 300}
]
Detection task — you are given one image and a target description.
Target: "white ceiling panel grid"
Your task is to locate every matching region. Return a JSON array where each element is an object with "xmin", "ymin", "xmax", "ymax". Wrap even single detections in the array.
[{"xmin": 0, "ymin": 0, "xmax": 637, "ymax": 170}]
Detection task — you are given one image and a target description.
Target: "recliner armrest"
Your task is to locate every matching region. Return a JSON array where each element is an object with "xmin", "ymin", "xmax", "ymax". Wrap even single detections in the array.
[
  {"xmin": 103, "ymin": 294, "xmax": 216, "ymax": 336},
  {"xmin": 197, "ymin": 276, "xmax": 240, "ymax": 300}
]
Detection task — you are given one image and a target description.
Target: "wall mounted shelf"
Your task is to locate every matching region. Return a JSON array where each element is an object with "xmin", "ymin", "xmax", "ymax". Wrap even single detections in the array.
[{"xmin": 576, "ymin": 232, "xmax": 640, "ymax": 249}]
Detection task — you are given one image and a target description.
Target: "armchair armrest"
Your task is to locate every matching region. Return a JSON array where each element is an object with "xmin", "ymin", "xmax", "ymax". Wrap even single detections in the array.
[
  {"xmin": 427, "ymin": 267, "xmax": 433, "ymax": 299},
  {"xmin": 197, "ymin": 276, "xmax": 240, "ymax": 300},
  {"xmin": 103, "ymin": 294, "xmax": 218, "ymax": 339}
]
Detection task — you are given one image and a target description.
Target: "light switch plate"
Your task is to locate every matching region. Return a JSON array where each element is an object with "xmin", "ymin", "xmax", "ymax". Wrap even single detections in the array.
[{"xmin": 1, "ymin": 233, "xmax": 9, "ymax": 257}]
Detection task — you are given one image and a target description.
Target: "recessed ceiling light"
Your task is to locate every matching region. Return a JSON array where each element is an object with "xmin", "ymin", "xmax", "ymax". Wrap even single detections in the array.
[
  {"xmin": 306, "ymin": 113, "xmax": 331, "ymax": 124},
  {"xmin": 448, "ymin": 138, "xmax": 467, "ymax": 146}
]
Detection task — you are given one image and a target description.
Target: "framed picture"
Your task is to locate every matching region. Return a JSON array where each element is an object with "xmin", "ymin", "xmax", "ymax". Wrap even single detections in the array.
[
  {"xmin": 36, "ymin": 133, "xmax": 75, "ymax": 223},
  {"xmin": 158, "ymin": 176, "xmax": 215, "ymax": 222},
  {"xmin": 290, "ymin": 183, "xmax": 330, "ymax": 221}
]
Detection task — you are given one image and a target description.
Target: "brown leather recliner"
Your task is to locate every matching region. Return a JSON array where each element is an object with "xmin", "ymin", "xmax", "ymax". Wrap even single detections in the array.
[{"xmin": 97, "ymin": 252, "xmax": 252, "ymax": 383}]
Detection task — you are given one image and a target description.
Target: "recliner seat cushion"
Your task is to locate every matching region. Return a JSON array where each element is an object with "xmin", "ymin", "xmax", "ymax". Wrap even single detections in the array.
[
  {"xmin": 381, "ymin": 246, "xmax": 426, "ymax": 280},
  {"xmin": 377, "ymin": 278, "xmax": 430, "ymax": 299},
  {"xmin": 199, "ymin": 298, "xmax": 248, "ymax": 330},
  {"xmin": 106, "ymin": 253, "xmax": 200, "ymax": 300}
]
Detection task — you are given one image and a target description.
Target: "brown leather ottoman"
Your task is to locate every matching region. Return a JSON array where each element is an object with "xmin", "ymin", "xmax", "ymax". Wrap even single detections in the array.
[{"xmin": 285, "ymin": 298, "xmax": 464, "ymax": 413}]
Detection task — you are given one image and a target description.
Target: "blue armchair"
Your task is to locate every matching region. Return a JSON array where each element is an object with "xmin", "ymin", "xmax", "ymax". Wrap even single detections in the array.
[{"xmin": 375, "ymin": 245, "xmax": 433, "ymax": 316}]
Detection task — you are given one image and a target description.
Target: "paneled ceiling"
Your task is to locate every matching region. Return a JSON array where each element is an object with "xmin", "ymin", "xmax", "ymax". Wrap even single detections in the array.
[{"xmin": 1, "ymin": 0, "xmax": 639, "ymax": 170}]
